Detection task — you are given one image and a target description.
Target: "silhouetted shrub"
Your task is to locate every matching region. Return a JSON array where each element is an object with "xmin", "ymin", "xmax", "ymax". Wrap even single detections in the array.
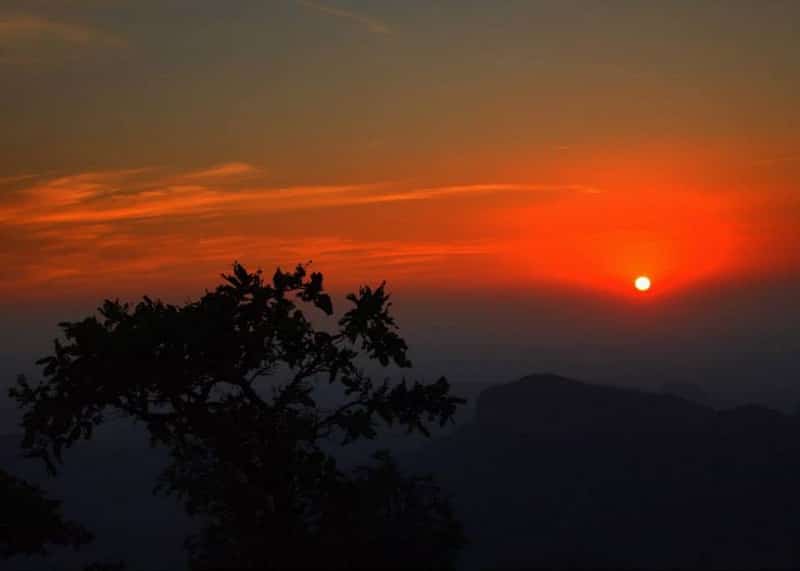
[
  {"xmin": 11, "ymin": 263, "xmax": 465, "ymax": 569},
  {"xmin": 0, "ymin": 468, "xmax": 91, "ymax": 558}
]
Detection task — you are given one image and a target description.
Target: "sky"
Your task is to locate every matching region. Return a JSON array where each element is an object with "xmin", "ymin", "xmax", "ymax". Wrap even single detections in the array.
[{"xmin": 1, "ymin": 1, "xmax": 799, "ymax": 417}]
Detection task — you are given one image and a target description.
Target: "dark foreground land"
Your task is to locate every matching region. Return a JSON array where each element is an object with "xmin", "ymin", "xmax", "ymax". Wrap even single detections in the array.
[
  {"xmin": 425, "ymin": 374, "xmax": 800, "ymax": 569},
  {"xmin": 4, "ymin": 374, "xmax": 800, "ymax": 570}
]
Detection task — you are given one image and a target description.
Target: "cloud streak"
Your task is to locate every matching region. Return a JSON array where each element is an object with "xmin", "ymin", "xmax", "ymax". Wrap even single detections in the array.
[
  {"xmin": 751, "ymin": 153, "xmax": 800, "ymax": 168},
  {"xmin": 0, "ymin": 13, "xmax": 124, "ymax": 64},
  {"xmin": 0, "ymin": 162, "xmax": 595, "ymax": 298},
  {"xmin": 295, "ymin": 0, "xmax": 390, "ymax": 34},
  {"xmin": 0, "ymin": 164, "xmax": 593, "ymax": 227},
  {"xmin": 0, "ymin": 15, "xmax": 95, "ymax": 43},
  {"xmin": 182, "ymin": 162, "xmax": 262, "ymax": 180}
]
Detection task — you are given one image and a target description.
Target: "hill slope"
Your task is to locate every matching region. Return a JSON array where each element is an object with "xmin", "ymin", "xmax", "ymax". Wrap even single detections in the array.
[{"xmin": 420, "ymin": 374, "xmax": 800, "ymax": 570}]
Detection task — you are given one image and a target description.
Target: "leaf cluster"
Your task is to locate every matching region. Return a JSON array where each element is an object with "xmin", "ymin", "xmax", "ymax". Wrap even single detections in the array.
[
  {"xmin": 10, "ymin": 262, "xmax": 466, "ymax": 568},
  {"xmin": 0, "ymin": 468, "xmax": 91, "ymax": 559}
]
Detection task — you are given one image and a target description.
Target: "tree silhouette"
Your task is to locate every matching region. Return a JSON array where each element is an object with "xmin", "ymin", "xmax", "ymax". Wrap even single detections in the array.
[
  {"xmin": 0, "ymin": 468, "xmax": 91, "ymax": 559},
  {"xmin": 11, "ymin": 263, "xmax": 465, "ymax": 569}
]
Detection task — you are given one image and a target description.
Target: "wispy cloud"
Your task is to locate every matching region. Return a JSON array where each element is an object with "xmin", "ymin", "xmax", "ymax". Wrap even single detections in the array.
[
  {"xmin": 182, "ymin": 162, "xmax": 261, "ymax": 180},
  {"xmin": 0, "ymin": 173, "xmax": 39, "ymax": 185},
  {"xmin": 0, "ymin": 165, "xmax": 595, "ymax": 227},
  {"xmin": 751, "ymin": 153, "xmax": 800, "ymax": 168},
  {"xmin": 0, "ymin": 13, "xmax": 124, "ymax": 64},
  {"xmin": 295, "ymin": 0, "xmax": 390, "ymax": 35},
  {"xmin": 1, "ymin": 15, "xmax": 82, "ymax": 41},
  {"xmin": 0, "ymin": 162, "xmax": 594, "ymax": 297},
  {"xmin": 0, "ymin": 229, "xmax": 499, "ymax": 299},
  {"xmin": 360, "ymin": 183, "xmax": 600, "ymax": 204}
]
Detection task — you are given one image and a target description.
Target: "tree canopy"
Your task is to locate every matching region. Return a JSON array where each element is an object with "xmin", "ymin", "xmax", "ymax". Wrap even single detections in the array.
[
  {"xmin": 11, "ymin": 263, "xmax": 465, "ymax": 569},
  {"xmin": 0, "ymin": 468, "xmax": 91, "ymax": 559}
]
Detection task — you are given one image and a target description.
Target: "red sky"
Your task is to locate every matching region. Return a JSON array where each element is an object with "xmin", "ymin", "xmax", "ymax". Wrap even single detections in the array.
[
  {"xmin": 0, "ymin": 1, "xmax": 798, "ymax": 306},
  {"xmin": 0, "ymin": 140, "xmax": 796, "ymax": 304}
]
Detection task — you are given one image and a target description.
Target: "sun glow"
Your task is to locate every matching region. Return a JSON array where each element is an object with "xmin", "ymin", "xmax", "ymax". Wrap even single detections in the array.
[{"xmin": 634, "ymin": 276, "xmax": 651, "ymax": 292}]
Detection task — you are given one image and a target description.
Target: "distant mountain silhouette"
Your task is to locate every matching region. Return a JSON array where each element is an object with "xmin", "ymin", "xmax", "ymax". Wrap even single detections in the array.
[
  {"xmin": 659, "ymin": 381, "xmax": 715, "ymax": 407},
  {"xmin": 419, "ymin": 374, "xmax": 800, "ymax": 570},
  {"xmin": 476, "ymin": 373, "xmax": 713, "ymax": 436},
  {"xmin": 6, "ymin": 375, "xmax": 800, "ymax": 570}
]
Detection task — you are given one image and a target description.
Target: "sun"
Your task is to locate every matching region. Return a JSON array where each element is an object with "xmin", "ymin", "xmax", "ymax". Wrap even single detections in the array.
[{"xmin": 634, "ymin": 275, "xmax": 651, "ymax": 292}]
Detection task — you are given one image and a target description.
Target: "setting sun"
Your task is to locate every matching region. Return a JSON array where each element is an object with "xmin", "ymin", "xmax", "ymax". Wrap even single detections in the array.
[
  {"xmin": 634, "ymin": 276, "xmax": 652, "ymax": 292},
  {"xmin": 2, "ymin": 3, "xmax": 800, "ymax": 569}
]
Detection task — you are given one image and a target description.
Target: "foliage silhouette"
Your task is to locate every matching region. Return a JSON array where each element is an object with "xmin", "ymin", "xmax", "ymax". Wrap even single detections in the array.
[
  {"xmin": 11, "ymin": 262, "xmax": 465, "ymax": 569},
  {"xmin": 0, "ymin": 468, "xmax": 91, "ymax": 558}
]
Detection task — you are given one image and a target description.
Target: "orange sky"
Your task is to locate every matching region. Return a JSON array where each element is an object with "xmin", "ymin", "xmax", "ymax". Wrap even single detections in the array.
[
  {"xmin": 0, "ymin": 140, "xmax": 796, "ymax": 304},
  {"xmin": 0, "ymin": 2, "xmax": 798, "ymax": 305}
]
